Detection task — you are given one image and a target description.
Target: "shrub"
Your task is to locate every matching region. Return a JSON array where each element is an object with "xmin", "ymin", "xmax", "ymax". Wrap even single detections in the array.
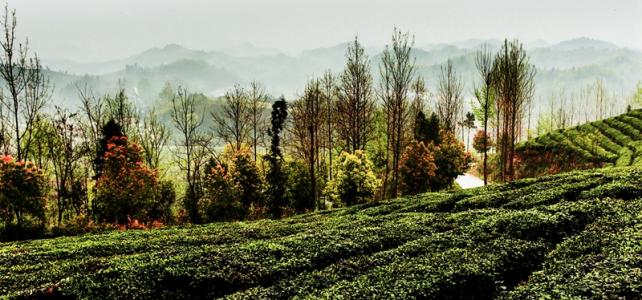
[
  {"xmin": 399, "ymin": 141, "xmax": 437, "ymax": 196},
  {"xmin": 0, "ymin": 155, "xmax": 46, "ymax": 231},
  {"xmin": 285, "ymin": 160, "xmax": 315, "ymax": 213},
  {"xmin": 430, "ymin": 130, "xmax": 472, "ymax": 190},
  {"xmin": 151, "ymin": 180, "xmax": 176, "ymax": 224},
  {"xmin": 200, "ymin": 159, "xmax": 243, "ymax": 222},
  {"xmin": 325, "ymin": 150, "xmax": 380, "ymax": 206},
  {"xmin": 94, "ymin": 136, "xmax": 159, "ymax": 225},
  {"xmin": 200, "ymin": 147, "xmax": 264, "ymax": 221}
]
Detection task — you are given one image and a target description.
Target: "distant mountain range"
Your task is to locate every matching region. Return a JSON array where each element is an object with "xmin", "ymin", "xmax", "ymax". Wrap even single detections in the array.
[{"xmin": 44, "ymin": 37, "xmax": 642, "ymax": 112}]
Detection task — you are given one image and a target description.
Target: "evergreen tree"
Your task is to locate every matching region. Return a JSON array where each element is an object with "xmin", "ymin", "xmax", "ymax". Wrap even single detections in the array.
[
  {"xmin": 265, "ymin": 97, "xmax": 288, "ymax": 218},
  {"xmin": 94, "ymin": 119, "xmax": 124, "ymax": 180},
  {"xmin": 414, "ymin": 111, "xmax": 441, "ymax": 145}
]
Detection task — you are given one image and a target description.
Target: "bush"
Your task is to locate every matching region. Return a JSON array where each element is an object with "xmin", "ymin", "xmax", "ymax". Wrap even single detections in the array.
[
  {"xmin": 94, "ymin": 136, "xmax": 159, "ymax": 225},
  {"xmin": 200, "ymin": 147, "xmax": 264, "ymax": 221},
  {"xmin": 399, "ymin": 141, "xmax": 437, "ymax": 196},
  {"xmin": 430, "ymin": 130, "xmax": 472, "ymax": 191},
  {"xmin": 200, "ymin": 159, "xmax": 243, "ymax": 222},
  {"xmin": 325, "ymin": 150, "xmax": 380, "ymax": 206},
  {"xmin": 285, "ymin": 160, "xmax": 315, "ymax": 213},
  {"xmin": 0, "ymin": 155, "xmax": 47, "ymax": 237},
  {"xmin": 150, "ymin": 180, "xmax": 176, "ymax": 224}
]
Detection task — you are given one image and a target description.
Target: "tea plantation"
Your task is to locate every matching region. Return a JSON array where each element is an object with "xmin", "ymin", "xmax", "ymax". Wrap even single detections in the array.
[
  {"xmin": 516, "ymin": 109, "xmax": 642, "ymax": 177},
  {"xmin": 1, "ymin": 166, "xmax": 642, "ymax": 299}
]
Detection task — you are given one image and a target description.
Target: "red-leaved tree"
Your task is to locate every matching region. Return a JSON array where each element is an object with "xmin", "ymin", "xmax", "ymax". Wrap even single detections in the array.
[{"xmin": 94, "ymin": 136, "xmax": 159, "ymax": 225}]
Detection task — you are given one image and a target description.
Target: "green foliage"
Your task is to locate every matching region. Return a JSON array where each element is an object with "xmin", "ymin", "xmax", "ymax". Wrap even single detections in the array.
[
  {"xmin": 632, "ymin": 81, "xmax": 642, "ymax": 108},
  {"xmin": 414, "ymin": 111, "xmax": 441, "ymax": 145},
  {"xmin": 151, "ymin": 180, "xmax": 176, "ymax": 224},
  {"xmin": 516, "ymin": 109, "xmax": 642, "ymax": 178},
  {"xmin": 399, "ymin": 141, "xmax": 437, "ymax": 195},
  {"xmin": 324, "ymin": 150, "xmax": 380, "ymax": 207},
  {"xmin": 0, "ymin": 156, "xmax": 47, "ymax": 236},
  {"xmin": 285, "ymin": 160, "xmax": 315, "ymax": 212},
  {"xmin": 1, "ymin": 167, "xmax": 642, "ymax": 298},
  {"xmin": 472, "ymin": 86, "xmax": 496, "ymax": 126},
  {"xmin": 265, "ymin": 97, "xmax": 288, "ymax": 218},
  {"xmin": 200, "ymin": 159, "xmax": 243, "ymax": 222},
  {"xmin": 431, "ymin": 130, "xmax": 473, "ymax": 190},
  {"xmin": 201, "ymin": 147, "xmax": 264, "ymax": 221}
]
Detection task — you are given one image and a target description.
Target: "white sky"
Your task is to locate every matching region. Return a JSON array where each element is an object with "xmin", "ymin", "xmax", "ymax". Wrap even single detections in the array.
[{"xmin": 6, "ymin": 0, "xmax": 642, "ymax": 62}]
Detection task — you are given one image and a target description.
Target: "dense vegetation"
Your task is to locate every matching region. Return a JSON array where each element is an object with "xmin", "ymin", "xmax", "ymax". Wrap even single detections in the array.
[
  {"xmin": 516, "ymin": 108, "xmax": 642, "ymax": 178},
  {"xmin": 1, "ymin": 166, "xmax": 641, "ymax": 299}
]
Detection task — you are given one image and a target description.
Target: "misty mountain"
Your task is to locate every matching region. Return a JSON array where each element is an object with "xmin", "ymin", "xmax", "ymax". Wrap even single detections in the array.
[{"xmin": 44, "ymin": 38, "xmax": 642, "ymax": 112}]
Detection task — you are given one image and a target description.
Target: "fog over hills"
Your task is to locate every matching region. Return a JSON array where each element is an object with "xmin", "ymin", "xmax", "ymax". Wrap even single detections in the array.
[{"xmin": 44, "ymin": 37, "xmax": 642, "ymax": 115}]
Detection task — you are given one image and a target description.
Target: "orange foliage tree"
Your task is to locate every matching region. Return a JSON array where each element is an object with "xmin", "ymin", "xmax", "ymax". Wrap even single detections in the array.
[
  {"xmin": 94, "ymin": 136, "xmax": 159, "ymax": 225},
  {"xmin": 399, "ymin": 141, "xmax": 437, "ymax": 196}
]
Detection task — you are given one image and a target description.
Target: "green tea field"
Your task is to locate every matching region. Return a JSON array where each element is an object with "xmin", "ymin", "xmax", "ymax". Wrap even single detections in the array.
[
  {"xmin": 2, "ymin": 166, "xmax": 642, "ymax": 299},
  {"xmin": 516, "ymin": 109, "xmax": 642, "ymax": 177}
]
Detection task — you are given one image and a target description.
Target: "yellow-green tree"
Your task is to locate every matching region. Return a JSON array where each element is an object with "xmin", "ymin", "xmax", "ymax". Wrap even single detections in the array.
[{"xmin": 325, "ymin": 150, "xmax": 379, "ymax": 207}]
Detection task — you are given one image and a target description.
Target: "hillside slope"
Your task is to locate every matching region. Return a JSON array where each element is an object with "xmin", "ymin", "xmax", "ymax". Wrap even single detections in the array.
[
  {"xmin": 516, "ymin": 109, "xmax": 642, "ymax": 178},
  {"xmin": 1, "ymin": 167, "xmax": 642, "ymax": 299}
]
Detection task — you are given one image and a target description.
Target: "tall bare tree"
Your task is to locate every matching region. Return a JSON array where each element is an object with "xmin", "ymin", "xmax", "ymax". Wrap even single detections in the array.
[
  {"xmin": 248, "ymin": 81, "xmax": 268, "ymax": 162},
  {"xmin": 379, "ymin": 28, "xmax": 416, "ymax": 198},
  {"xmin": 336, "ymin": 37, "xmax": 375, "ymax": 153},
  {"xmin": 289, "ymin": 79, "xmax": 323, "ymax": 210},
  {"xmin": 212, "ymin": 84, "xmax": 251, "ymax": 152},
  {"xmin": 474, "ymin": 43, "xmax": 495, "ymax": 185},
  {"xmin": 320, "ymin": 71, "xmax": 336, "ymax": 181},
  {"xmin": 493, "ymin": 39, "xmax": 535, "ymax": 181},
  {"xmin": 171, "ymin": 86, "xmax": 209, "ymax": 223},
  {"xmin": 436, "ymin": 59, "xmax": 463, "ymax": 132},
  {"xmin": 45, "ymin": 107, "xmax": 84, "ymax": 225},
  {"xmin": 0, "ymin": 5, "xmax": 49, "ymax": 161}
]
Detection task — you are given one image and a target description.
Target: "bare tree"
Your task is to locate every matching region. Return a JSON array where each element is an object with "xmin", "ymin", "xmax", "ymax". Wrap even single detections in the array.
[
  {"xmin": 0, "ymin": 90, "xmax": 9, "ymax": 154},
  {"xmin": 320, "ymin": 71, "xmax": 336, "ymax": 181},
  {"xmin": 45, "ymin": 107, "xmax": 84, "ymax": 225},
  {"xmin": 436, "ymin": 59, "xmax": 464, "ymax": 132},
  {"xmin": 289, "ymin": 79, "xmax": 323, "ymax": 210},
  {"xmin": 474, "ymin": 43, "xmax": 495, "ymax": 185},
  {"xmin": 104, "ymin": 89, "xmax": 136, "ymax": 135},
  {"xmin": 136, "ymin": 108, "xmax": 169, "ymax": 171},
  {"xmin": 592, "ymin": 78, "xmax": 608, "ymax": 120},
  {"xmin": 0, "ymin": 5, "xmax": 50, "ymax": 161},
  {"xmin": 212, "ymin": 84, "xmax": 251, "ymax": 152},
  {"xmin": 336, "ymin": 37, "xmax": 376, "ymax": 153},
  {"xmin": 248, "ymin": 81, "xmax": 269, "ymax": 162},
  {"xmin": 77, "ymin": 85, "xmax": 106, "ymax": 178},
  {"xmin": 379, "ymin": 28, "xmax": 416, "ymax": 198},
  {"xmin": 493, "ymin": 39, "xmax": 536, "ymax": 181},
  {"xmin": 171, "ymin": 86, "xmax": 209, "ymax": 223}
]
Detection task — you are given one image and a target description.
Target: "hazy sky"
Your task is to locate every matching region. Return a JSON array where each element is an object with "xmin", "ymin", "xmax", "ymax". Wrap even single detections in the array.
[{"xmin": 7, "ymin": 0, "xmax": 642, "ymax": 62}]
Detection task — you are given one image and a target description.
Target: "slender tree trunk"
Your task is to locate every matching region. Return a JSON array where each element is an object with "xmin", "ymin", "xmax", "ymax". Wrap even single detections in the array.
[{"xmin": 483, "ymin": 84, "xmax": 488, "ymax": 185}]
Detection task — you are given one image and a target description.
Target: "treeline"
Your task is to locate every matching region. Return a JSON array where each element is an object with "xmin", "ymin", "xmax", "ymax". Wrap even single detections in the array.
[{"xmin": 0, "ymin": 5, "xmax": 549, "ymax": 239}]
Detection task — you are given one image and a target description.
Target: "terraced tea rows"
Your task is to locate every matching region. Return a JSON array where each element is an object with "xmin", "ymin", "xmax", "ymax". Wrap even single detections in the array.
[
  {"xmin": 1, "ymin": 166, "xmax": 642, "ymax": 299},
  {"xmin": 516, "ymin": 109, "xmax": 642, "ymax": 177}
]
